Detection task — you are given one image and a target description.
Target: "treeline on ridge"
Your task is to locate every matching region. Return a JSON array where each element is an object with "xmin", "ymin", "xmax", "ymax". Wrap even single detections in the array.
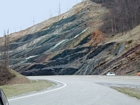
[{"xmin": 91, "ymin": 0, "xmax": 140, "ymax": 34}]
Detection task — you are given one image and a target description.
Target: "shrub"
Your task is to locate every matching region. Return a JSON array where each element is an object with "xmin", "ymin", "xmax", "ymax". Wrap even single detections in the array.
[{"xmin": 0, "ymin": 64, "xmax": 14, "ymax": 86}]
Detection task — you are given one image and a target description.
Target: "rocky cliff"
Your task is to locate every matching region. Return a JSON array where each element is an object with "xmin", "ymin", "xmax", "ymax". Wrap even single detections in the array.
[{"xmin": 0, "ymin": 0, "xmax": 140, "ymax": 76}]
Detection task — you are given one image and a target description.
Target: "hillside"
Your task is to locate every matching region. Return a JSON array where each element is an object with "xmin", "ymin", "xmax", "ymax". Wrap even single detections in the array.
[{"xmin": 0, "ymin": 0, "xmax": 140, "ymax": 76}]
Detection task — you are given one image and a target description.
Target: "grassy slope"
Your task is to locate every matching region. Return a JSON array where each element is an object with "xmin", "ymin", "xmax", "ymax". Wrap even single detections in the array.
[
  {"xmin": 7, "ymin": 69, "xmax": 30, "ymax": 85},
  {"xmin": 0, "ymin": 80, "xmax": 55, "ymax": 98},
  {"xmin": 103, "ymin": 25, "xmax": 140, "ymax": 75},
  {"xmin": 0, "ymin": 65, "xmax": 15, "ymax": 85},
  {"xmin": 112, "ymin": 87, "xmax": 140, "ymax": 100},
  {"xmin": 107, "ymin": 25, "xmax": 140, "ymax": 49},
  {"xmin": 0, "ymin": 69, "xmax": 55, "ymax": 98}
]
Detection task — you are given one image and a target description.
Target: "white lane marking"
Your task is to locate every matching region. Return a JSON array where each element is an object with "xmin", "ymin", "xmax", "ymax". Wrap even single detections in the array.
[{"xmin": 8, "ymin": 79, "xmax": 66, "ymax": 101}]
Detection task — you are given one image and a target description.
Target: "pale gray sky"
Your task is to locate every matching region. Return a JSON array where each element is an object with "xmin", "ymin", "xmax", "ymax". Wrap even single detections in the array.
[{"xmin": 0, "ymin": 0, "xmax": 82, "ymax": 37}]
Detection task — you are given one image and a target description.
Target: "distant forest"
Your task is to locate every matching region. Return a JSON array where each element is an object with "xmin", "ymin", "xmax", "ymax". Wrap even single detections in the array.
[{"xmin": 91, "ymin": 0, "xmax": 140, "ymax": 34}]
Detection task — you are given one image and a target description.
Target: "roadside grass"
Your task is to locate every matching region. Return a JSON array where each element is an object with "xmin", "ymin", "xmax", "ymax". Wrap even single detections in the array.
[
  {"xmin": 0, "ymin": 80, "xmax": 56, "ymax": 98},
  {"xmin": 112, "ymin": 87, "xmax": 140, "ymax": 99}
]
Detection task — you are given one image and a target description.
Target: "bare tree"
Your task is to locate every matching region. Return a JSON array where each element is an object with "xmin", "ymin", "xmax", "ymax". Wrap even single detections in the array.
[
  {"xmin": 0, "ymin": 30, "xmax": 13, "ymax": 85},
  {"xmin": 3, "ymin": 30, "xmax": 10, "ymax": 69},
  {"xmin": 94, "ymin": 0, "xmax": 140, "ymax": 34}
]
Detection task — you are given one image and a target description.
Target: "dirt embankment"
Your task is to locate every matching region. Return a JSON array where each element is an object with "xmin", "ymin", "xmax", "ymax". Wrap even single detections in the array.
[{"xmin": 0, "ymin": 64, "xmax": 29, "ymax": 86}]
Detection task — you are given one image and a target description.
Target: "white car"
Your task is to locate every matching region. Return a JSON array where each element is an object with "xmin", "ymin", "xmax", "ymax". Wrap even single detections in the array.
[{"xmin": 106, "ymin": 72, "xmax": 115, "ymax": 76}]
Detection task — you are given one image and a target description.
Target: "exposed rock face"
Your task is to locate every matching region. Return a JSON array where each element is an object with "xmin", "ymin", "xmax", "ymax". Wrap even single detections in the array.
[{"xmin": 0, "ymin": 0, "xmax": 140, "ymax": 76}]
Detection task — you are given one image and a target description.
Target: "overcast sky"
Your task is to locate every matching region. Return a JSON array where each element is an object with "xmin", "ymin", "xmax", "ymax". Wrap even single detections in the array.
[{"xmin": 0, "ymin": 0, "xmax": 82, "ymax": 37}]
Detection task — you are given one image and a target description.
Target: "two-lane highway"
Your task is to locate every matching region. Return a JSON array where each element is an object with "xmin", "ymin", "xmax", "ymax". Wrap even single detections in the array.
[{"xmin": 9, "ymin": 76, "xmax": 140, "ymax": 105}]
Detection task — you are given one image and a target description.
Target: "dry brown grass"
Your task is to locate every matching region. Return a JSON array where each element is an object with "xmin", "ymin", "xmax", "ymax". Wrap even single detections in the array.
[
  {"xmin": 6, "ymin": 69, "xmax": 30, "ymax": 85},
  {"xmin": 112, "ymin": 87, "xmax": 140, "ymax": 99},
  {"xmin": 0, "ymin": 69, "xmax": 55, "ymax": 98},
  {"xmin": 0, "ymin": 65, "xmax": 15, "ymax": 86},
  {"xmin": 0, "ymin": 80, "xmax": 55, "ymax": 98},
  {"xmin": 107, "ymin": 25, "xmax": 140, "ymax": 49}
]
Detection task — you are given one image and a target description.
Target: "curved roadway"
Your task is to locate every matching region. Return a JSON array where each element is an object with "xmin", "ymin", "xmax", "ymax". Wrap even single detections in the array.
[{"xmin": 9, "ymin": 76, "xmax": 140, "ymax": 105}]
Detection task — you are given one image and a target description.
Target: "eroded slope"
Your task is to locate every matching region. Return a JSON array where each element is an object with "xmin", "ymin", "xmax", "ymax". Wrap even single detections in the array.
[{"xmin": 0, "ymin": 0, "xmax": 140, "ymax": 76}]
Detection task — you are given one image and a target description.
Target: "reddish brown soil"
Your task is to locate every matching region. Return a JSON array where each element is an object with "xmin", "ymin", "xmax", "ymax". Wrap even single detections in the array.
[{"xmin": 85, "ymin": 30, "xmax": 104, "ymax": 46}]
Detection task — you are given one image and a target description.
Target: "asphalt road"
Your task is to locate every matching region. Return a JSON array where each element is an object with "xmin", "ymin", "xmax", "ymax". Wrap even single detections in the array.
[{"xmin": 9, "ymin": 76, "xmax": 140, "ymax": 105}]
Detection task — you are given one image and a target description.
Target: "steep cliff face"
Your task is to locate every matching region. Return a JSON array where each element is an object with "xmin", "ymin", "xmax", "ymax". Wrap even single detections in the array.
[{"xmin": 0, "ymin": 0, "xmax": 140, "ymax": 76}]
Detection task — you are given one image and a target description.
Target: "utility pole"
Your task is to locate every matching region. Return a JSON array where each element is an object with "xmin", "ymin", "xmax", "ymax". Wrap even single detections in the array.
[
  {"xmin": 58, "ymin": 3, "xmax": 61, "ymax": 15},
  {"xmin": 33, "ymin": 19, "xmax": 35, "ymax": 25},
  {"xmin": 49, "ymin": 10, "xmax": 52, "ymax": 18}
]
